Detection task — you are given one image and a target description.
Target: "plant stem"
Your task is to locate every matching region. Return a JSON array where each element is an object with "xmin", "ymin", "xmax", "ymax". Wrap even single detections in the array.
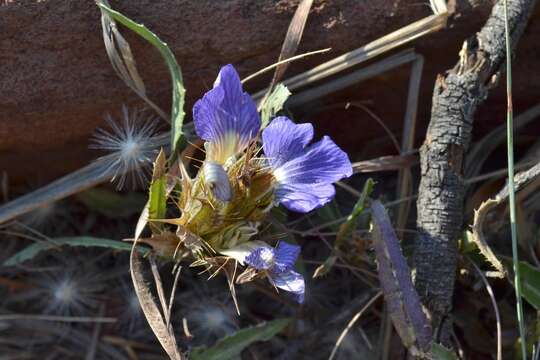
[{"xmin": 504, "ymin": 0, "xmax": 528, "ymax": 358}]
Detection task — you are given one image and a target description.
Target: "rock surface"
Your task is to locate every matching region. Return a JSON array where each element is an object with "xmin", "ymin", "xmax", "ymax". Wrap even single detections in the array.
[{"xmin": 1, "ymin": 0, "xmax": 539, "ymax": 186}]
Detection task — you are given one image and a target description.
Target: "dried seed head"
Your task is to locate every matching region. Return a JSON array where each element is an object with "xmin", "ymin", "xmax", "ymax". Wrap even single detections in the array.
[{"xmin": 90, "ymin": 106, "xmax": 168, "ymax": 189}]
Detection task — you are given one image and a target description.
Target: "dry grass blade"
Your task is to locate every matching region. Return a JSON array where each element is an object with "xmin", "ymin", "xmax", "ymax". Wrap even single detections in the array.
[
  {"xmin": 352, "ymin": 153, "xmax": 418, "ymax": 173},
  {"xmin": 85, "ymin": 303, "xmax": 106, "ymax": 360},
  {"xmin": 242, "ymin": 48, "xmax": 330, "ymax": 84},
  {"xmin": 0, "ymin": 160, "xmax": 114, "ymax": 225},
  {"xmin": 468, "ymin": 258, "xmax": 502, "ymax": 360},
  {"xmin": 430, "ymin": 0, "xmax": 448, "ymax": 14},
  {"xmin": 328, "ymin": 291, "xmax": 383, "ymax": 360},
  {"xmin": 149, "ymin": 256, "xmax": 171, "ymax": 326},
  {"xmin": 371, "ymin": 200, "xmax": 432, "ymax": 355},
  {"xmin": 347, "ymin": 102, "xmax": 401, "ymax": 153},
  {"xmin": 0, "ymin": 314, "xmax": 116, "ymax": 323},
  {"xmin": 268, "ymin": 0, "xmax": 313, "ymax": 92},
  {"xmin": 287, "ymin": 49, "xmax": 418, "ymax": 107},
  {"xmin": 98, "ymin": 0, "xmax": 168, "ymax": 122},
  {"xmin": 253, "ymin": 8, "xmax": 447, "ymax": 99},
  {"xmin": 472, "ymin": 161, "xmax": 540, "ymax": 278},
  {"xmin": 130, "ymin": 244, "xmax": 184, "ymax": 359},
  {"xmin": 166, "ymin": 265, "xmax": 182, "ymax": 328}
]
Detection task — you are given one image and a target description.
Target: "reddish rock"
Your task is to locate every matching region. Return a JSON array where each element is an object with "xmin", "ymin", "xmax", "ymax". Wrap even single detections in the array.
[{"xmin": 1, "ymin": 0, "xmax": 539, "ymax": 186}]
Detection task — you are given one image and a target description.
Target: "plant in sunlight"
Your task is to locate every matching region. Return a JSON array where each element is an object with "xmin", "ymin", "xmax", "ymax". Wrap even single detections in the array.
[{"xmin": 142, "ymin": 64, "xmax": 352, "ymax": 304}]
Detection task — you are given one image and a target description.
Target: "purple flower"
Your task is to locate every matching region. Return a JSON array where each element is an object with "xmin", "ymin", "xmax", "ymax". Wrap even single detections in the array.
[
  {"xmin": 245, "ymin": 242, "xmax": 305, "ymax": 303},
  {"xmin": 193, "ymin": 64, "xmax": 260, "ymax": 165},
  {"xmin": 262, "ymin": 117, "xmax": 352, "ymax": 213}
]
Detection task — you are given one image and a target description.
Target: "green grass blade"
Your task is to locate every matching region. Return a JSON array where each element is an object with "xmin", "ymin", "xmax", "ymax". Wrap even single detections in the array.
[
  {"xmin": 97, "ymin": 2, "xmax": 186, "ymax": 155},
  {"xmin": 190, "ymin": 319, "xmax": 290, "ymax": 360},
  {"xmin": 503, "ymin": 0, "xmax": 528, "ymax": 357},
  {"xmin": 3, "ymin": 237, "xmax": 146, "ymax": 266}
]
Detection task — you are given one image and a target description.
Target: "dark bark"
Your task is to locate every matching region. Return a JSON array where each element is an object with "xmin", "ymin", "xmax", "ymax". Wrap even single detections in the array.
[{"xmin": 413, "ymin": 0, "xmax": 537, "ymax": 345}]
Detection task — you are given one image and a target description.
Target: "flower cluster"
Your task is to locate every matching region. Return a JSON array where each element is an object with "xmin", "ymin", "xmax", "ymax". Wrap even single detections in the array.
[{"xmin": 159, "ymin": 65, "xmax": 352, "ymax": 303}]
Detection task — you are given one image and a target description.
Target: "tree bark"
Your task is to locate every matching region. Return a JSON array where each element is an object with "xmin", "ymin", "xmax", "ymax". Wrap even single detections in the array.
[{"xmin": 413, "ymin": 0, "xmax": 537, "ymax": 345}]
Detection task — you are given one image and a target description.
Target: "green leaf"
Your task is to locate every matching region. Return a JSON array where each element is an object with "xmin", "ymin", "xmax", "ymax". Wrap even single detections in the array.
[
  {"xmin": 259, "ymin": 83, "xmax": 291, "ymax": 128},
  {"xmin": 148, "ymin": 149, "xmax": 168, "ymax": 223},
  {"xmin": 335, "ymin": 178, "xmax": 375, "ymax": 247},
  {"xmin": 76, "ymin": 188, "xmax": 146, "ymax": 218},
  {"xmin": 3, "ymin": 237, "xmax": 145, "ymax": 267},
  {"xmin": 519, "ymin": 261, "xmax": 540, "ymax": 310},
  {"xmin": 431, "ymin": 343, "xmax": 458, "ymax": 360},
  {"xmin": 96, "ymin": 2, "xmax": 186, "ymax": 155},
  {"xmin": 190, "ymin": 319, "xmax": 289, "ymax": 360}
]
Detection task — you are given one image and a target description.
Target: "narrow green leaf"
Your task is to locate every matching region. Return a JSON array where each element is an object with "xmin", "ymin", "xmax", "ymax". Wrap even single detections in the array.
[
  {"xmin": 259, "ymin": 84, "xmax": 291, "ymax": 128},
  {"xmin": 335, "ymin": 178, "xmax": 375, "ymax": 247},
  {"xmin": 96, "ymin": 2, "xmax": 186, "ymax": 155},
  {"xmin": 190, "ymin": 319, "xmax": 290, "ymax": 360},
  {"xmin": 431, "ymin": 343, "xmax": 458, "ymax": 360},
  {"xmin": 148, "ymin": 149, "xmax": 168, "ymax": 222},
  {"xmin": 3, "ymin": 237, "xmax": 145, "ymax": 267},
  {"xmin": 519, "ymin": 261, "xmax": 540, "ymax": 310}
]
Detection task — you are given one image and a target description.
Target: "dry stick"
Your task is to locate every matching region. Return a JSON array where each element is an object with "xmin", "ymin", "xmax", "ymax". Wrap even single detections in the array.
[
  {"xmin": 252, "ymin": 6, "xmax": 448, "ymax": 100},
  {"xmin": 287, "ymin": 49, "xmax": 418, "ymax": 107},
  {"xmin": 413, "ymin": 0, "xmax": 537, "ymax": 346},
  {"xmin": 395, "ymin": 55, "xmax": 424, "ymax": 238}
]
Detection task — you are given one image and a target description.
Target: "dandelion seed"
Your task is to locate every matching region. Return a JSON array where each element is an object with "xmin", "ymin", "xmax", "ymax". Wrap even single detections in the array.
[
  {"xmin": 32, "ymin": 266, "xmax": 104, "ymax": 316},
  {"xmin": 178, "ymin": 280, "xmax": 239, "ymax": 345},
  {"xmin": 90, "ymin": 106, "xmax": 168, "ymax": 189}
]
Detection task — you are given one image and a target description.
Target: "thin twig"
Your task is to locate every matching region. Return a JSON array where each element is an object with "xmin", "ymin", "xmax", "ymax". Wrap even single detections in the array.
[
  {"xmin": 0, "ymin": 314, "xmax": 117, "ymax": 323},
  {"xmin": 328, "ymin": 291, "xmax": 383, "ymax": 360},
  {"xmin": 86, "ymin": 303, "xmax": 106, "ymax": 360},
  {"xmin": 149, "ymin": 256, "xmax": 170, "ymax": 326},
  {"xmin": 166, "ymin": 265, "xmax": 182, "ymax": 329},
  {"xmin": 468, "ymin": 258, "xmax": 502, "ymax": 360},
  {"xmin": 241, "ymin": 48, "xmax": 331, "ymax": 84}
]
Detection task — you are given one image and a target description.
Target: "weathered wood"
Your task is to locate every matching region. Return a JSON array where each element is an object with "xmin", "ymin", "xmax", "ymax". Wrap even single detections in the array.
[{"xmin": 413, "ymin": 0, "xmax": 538, "ymax": 345}]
